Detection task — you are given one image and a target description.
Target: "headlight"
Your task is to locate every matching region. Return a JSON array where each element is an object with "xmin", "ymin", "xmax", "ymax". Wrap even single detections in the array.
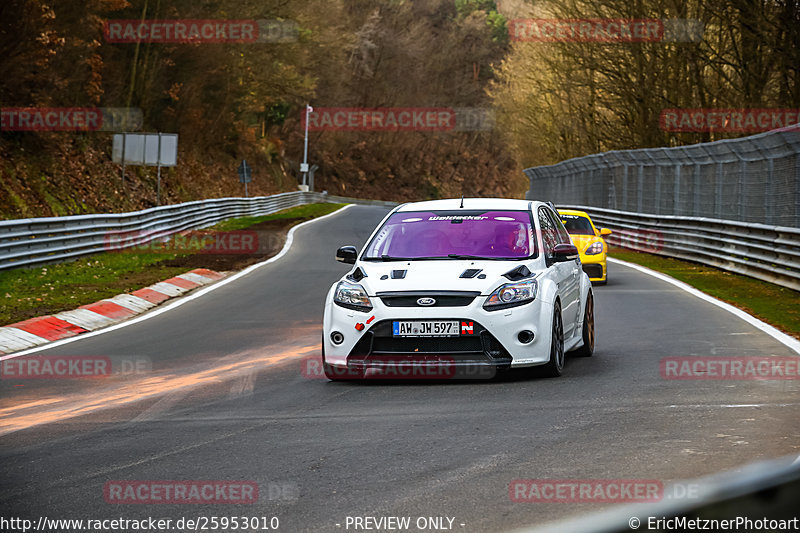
[
  {"xmin": 484, "ymin": 279, "xmax": 537, "ymax": 310},
  {"xmin": 333, "ymin": 280, "xmax": 372, "ymax": 312},
  {"xmin": 585, "ymin": 241, "xmax": 604, "ymax": 255}
]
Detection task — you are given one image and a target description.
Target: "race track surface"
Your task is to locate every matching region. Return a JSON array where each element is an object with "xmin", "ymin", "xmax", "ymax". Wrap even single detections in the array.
[{"xmin": 1, "ymin": 205, "xmax": 798, "ymax": 532}]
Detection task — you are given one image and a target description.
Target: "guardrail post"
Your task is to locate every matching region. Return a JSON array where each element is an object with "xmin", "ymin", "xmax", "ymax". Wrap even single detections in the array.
[
  {"xmin": 693, "ymin": 164, "xmax": 702, "ymax": 217},
  {"xmin": 621, "ymin": 165, "xmax": 629, "ymax": 210},
  {"xmin": 766, "ymin": 157, "xmax": 775, "ymax": 225},
  {"xmin": 796, "ymin": 151, "xmax": 800, "ymax": 228},
  {"xmin": 637, "ymin": 164, "xmax": 644, "ymax": 213},
  {"xmin": 655, "ymin": 165, "xmax": 662, "ymax": 215},
  {"xmin": 715, "ymin": 162, "xmax": 724, "ymax": 218}
]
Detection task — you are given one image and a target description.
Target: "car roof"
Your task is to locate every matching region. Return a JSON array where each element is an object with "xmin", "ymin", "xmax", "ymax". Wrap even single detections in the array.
[
  {"xmin": 395, "ymin": 198, "xmax": 537, "ymax": 212},
  {"xmin": 557, "ymin": 209, "xmax": 592, "ymax": 219}
]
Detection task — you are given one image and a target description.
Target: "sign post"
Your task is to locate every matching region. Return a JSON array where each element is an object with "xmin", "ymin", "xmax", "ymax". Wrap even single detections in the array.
[
  {"xmin": 238, "ymin": 160, "xmax": 253, "ymax": 197},
  {"xmin": 301, "ymin": 104, "xmax": 312, "ymax": 187},
  {"xmin": 112, "ymin": 133, "xmax": 178, "ymax": 205}
]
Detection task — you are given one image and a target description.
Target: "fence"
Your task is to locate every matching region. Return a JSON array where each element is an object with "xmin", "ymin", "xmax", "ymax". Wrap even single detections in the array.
[
  {"xmin": 0, "ymin": 192, "xmax": 397, "ymax": 271},
  {"xmin": 558, "ymin": 205, "xmax": 800, "ymax": 291},
  {"xmin": 525, "ymin": 127, "xmax": 800, "ymax": 227},
  {"xmin": 525, "ymin": 127, "xmax": 800, "ymax": 290}
]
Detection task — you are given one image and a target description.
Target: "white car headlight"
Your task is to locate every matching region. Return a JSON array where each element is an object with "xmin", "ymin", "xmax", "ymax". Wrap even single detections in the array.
[
  {"xmin": 585, "ymin": 241, "xmax": 604, "ymax": 255},
  {"xmin": 484, "ymin": 279, "xmax": 537, "ymax": 310},
  {"xmin": 333, "ymin": 280, "xmax": 372, "ymax": 312}
]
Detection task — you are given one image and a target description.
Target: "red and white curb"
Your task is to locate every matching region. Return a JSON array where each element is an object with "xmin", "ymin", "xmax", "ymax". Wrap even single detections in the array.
[{"xmin": 0, "ymin": 268, "xmax": 226, "ymax": 355}]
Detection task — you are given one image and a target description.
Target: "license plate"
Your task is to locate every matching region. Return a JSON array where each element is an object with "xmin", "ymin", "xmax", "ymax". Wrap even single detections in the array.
[{"xmin": 392, "ymin": 321, "xmax": 460, "ymax": 337}]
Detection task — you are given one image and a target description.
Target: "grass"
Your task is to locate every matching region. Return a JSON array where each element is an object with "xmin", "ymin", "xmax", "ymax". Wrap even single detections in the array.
[
  {"xmin": 0, "ymin": 203, "xmax": 346, "ymax": 325},
  {"xmin": 211, "ymin": 203, "xmax": 345, "ymax": 231},
  {"xmin": 609, "ymin": 246, "xmax": 800, "ymax": 339},
  {"xmin": 0, "ymin": 254, "xmax": 189, "ymax": 325}
]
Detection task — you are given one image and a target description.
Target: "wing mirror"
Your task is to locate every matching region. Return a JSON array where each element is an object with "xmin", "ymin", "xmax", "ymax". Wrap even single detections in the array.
[
  {"xmin": 552, "ymin": 243, "xmax": 579, "ymax": 263},
  {"xmin": 335, "ymin": 245, "xmax": 358, "ymax": 264},
  {"xmin": 600, "ymin": 228, "xmax": 612, "ymax": 236}
]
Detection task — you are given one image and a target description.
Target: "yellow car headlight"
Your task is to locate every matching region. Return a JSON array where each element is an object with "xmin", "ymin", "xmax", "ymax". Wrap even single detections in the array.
[{"xmin": 585, "ymin": 241, "xmax": 604, "ymax": 255}]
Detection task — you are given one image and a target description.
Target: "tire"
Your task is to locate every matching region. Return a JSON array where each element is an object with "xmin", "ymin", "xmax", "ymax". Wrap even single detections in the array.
[
  {"xmin": 540, "ymin": 301, "xmax": 565, "ymax": 377},
  {"xmin": 572, "ymin": 291, "xmax": 594, "ymax": 357}
]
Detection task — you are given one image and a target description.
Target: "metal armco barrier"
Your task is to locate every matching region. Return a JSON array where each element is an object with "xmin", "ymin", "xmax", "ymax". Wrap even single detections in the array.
[
  {"xmin": 560, "ymin": 205, "xmax": 800, "ymax": 291},
  {"xmin": 0, "ymin": 192, "xmax": 398, "ymax": 271},
  {"xmin": 525, "ymin": 127, "xmax": 800, "ymax": 227}
]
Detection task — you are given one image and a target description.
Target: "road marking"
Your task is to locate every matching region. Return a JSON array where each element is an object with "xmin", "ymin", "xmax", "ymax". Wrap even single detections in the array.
[
  {"xmin": 0, "ymin": 204, "xmax": 354, "ymax": 360},
  {"xmin": 129, "ymin": 388, "xmax": 193, "ymax": 423},
  {"xmin": 228, "ymin": 371, "xmax": 256, "ymax": 399},
  {"xmin": 608, "ymin": 257, "xmax": 800, "ymax": 355}
]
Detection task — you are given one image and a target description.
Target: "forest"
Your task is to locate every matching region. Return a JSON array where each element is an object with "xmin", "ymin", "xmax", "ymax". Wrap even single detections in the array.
[{"xmin": 1, "ymin": 0, "xmax": 797, "ymax": 218}]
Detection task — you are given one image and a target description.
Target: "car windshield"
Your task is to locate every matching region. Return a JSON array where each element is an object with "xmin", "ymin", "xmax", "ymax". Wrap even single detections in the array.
[
  {"xmin": 560, "ymin": 214, "xmax": 595, "ymax": 236},
  {"xmin": 363, "ymin": 210, "xmax": 536, "ymax": 260}
]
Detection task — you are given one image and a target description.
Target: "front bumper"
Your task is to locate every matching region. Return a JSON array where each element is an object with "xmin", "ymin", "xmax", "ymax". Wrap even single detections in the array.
[
  {"xmin": 580, "ymin": 255, "xmax": 606, "ymax": 282},
  {"xmin": 323, "ymin": 289, "xmax": 555, "ymax": 376}
]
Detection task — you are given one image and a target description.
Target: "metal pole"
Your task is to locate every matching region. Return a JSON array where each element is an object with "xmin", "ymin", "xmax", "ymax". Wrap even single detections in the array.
[
  {"xmin": 121, "ymin": 132, "xmax": 127, "ymax": 188},
  {"xmin": 302, "ymin": 104, "xmax": 310, "ymax": 186},
  {"xmin": 245, "ymin": 180, "xmax": 249, "ymax": 198},
  {"xmin": 156, "ymin": 133, "xmax": 162, "ymax": 206}
]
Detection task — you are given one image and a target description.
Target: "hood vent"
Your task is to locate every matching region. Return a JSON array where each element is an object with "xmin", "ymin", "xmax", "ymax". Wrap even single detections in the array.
[
  {"xmin": 391, "ymin": 270, "xmax": 407, "ymax": 279},
  {"xmin": 503, "ymin": 265, "xmax": 531, "ymax": 281},
  {"xmin": 459, "ymin": 268, "xmax": 483, "ymax": 279}
]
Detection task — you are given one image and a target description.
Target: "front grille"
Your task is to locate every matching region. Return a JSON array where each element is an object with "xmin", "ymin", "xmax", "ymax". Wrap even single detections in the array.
[
  {"xmin": 348, "ymin": 320, "xmax": 511, "ymax": 365},
  {"xmin": 377, "ymin": 291, "xmax": 480, "ymax": 307},
  {"xmin": 582, "ymin": 263, "xmax": 604, "ymax": 279},
  {"xmin": 372, "ymin": 335, "xmax": 483, "ymax": 354}
]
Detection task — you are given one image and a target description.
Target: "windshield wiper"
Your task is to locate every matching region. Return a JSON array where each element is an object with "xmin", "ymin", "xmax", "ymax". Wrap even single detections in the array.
[
  {"xmin": 447, "ymin": 254, "xmax": 494, "ymax": 260},
  {"xmin": 362, "ymin": 255, "xmax": 414, "ymax": 262}
]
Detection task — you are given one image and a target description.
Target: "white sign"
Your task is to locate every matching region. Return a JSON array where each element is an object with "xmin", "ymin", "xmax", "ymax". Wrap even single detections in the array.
[{"xmin": 113, "ymin": 133, "xmax": 178, "ymax": 166}]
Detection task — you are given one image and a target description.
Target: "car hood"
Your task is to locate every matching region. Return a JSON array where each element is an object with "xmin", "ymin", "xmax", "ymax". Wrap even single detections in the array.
[
  {"xmin": 354, "ymin": 260, "xmax": 540, "ymax": 295},
  {"xmin": 569, "ymin": 234, "xmax": 602, "ymax": 251}
]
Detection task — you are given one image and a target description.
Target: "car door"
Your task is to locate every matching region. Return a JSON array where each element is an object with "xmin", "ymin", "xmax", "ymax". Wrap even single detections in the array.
[
  {"xmin": 538, "ymin": 207, "xmax": 577, "ymax": 338},
  {"xmin": 547, "ymin": 209, "xmax": 581, "ymax": 334}
]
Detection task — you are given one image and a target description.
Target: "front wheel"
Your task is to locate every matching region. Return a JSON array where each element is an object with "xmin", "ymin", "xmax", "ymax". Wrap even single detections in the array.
[
  {"xmin": 572, "ymin": 292, "xmax": 594, "ymax": 357},
  {"xmin": 540, "ymin": 302, "xmax": 565, "ymax": 377}
]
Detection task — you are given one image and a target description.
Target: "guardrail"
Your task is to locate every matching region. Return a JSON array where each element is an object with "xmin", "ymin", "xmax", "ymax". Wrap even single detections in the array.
[
  {"xmin": 560, "ymin": 205, "xmax": 800, "ymax": 291},
  {"xmin": 0, "ymin": 192, "xmax": 398, "ymax": 271}
]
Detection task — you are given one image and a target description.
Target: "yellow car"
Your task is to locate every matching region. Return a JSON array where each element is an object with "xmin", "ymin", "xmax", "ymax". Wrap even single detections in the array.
[{"xmin": 558, "ymin": 209, "xmax": 612, "ymax": 285}]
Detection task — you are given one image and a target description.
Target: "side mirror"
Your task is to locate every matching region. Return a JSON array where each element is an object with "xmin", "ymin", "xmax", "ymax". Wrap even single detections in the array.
[
  {"xmin": 335, "ymin": 246, "xmax": 357, "ymax": 264},
  {"xmin": 552, "ymin": 243, "xmax": 579, "ymax": 263},
  {"xmin": 600, "ymin": 228, "xmax": 612, "ymax": 236}
]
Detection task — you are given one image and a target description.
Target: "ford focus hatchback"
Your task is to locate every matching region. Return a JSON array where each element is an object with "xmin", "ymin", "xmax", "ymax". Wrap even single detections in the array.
[{"xmin": 322, "ymin": 198, "xmax": 595, "ymax": 380}]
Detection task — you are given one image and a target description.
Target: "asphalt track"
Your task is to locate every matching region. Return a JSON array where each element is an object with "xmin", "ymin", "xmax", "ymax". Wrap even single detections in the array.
[{"xmin": 1, "ymin": 205, "xmax": 799, "ymax": 532}]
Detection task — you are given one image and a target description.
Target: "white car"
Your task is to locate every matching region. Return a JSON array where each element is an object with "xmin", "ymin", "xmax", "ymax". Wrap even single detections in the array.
[{"xmin": 322, "ymin": 198, "xmax": 594, "ymax": 380}]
